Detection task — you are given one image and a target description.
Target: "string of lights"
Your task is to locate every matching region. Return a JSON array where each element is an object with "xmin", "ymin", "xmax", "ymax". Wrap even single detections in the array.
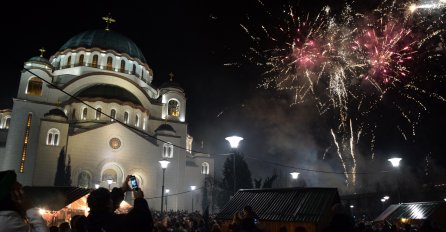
[{"xmin": 24, "ymin": 68, "xmax": 395, "ymax": 176}]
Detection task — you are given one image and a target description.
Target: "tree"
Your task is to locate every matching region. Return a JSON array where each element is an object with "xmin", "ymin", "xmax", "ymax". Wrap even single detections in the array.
[
  {"xmin": 217, "ymin": 154, "xmax": 253, "ymax": 209},
  {"xmin": 54, "ymin": 147, "xmax": 72, "ymax": 186},
  {"xmin": 54, "ymin": 147, "xmax": 66, "ymax": 186}
]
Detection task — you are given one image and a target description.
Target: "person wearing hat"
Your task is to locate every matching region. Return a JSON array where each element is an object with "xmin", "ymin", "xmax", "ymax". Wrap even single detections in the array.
[{"xmin": 0, "ymin": 170, "xmax": 49, "ymax": 232}]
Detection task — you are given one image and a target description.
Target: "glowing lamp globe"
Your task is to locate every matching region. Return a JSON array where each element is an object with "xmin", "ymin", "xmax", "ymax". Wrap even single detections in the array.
[
  {"xmin": 190, "ymin": 185, "xmax": 196, "ymax": 191},
  {"xmin": 290, "ymin": 172, "xmax": 300, "ymax": 179},
  {"xmin": 388, "ymin": 158, "xmax": 402, "ymax": 167},
  {"xmin": 225, "ymin": 136, "xmax": 243, "ymax": 149},
  {"xmin": 159, "ymin": 160, "xmax": 170, "ymax": 169}
]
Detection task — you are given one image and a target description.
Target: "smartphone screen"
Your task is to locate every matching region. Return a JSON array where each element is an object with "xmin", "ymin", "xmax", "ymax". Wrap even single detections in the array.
[{"xmin": 130, "ymin": 176, "xmax": 138, "ymax": 189}]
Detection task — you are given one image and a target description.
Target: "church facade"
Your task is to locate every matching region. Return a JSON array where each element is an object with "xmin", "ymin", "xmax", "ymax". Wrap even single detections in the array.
[{"xmin": 0, "ymin": 28, "xmax": 214, "ymax": 212}]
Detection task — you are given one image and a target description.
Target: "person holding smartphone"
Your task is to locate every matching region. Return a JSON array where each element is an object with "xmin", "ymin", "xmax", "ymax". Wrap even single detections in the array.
[{"xmin": 87, "ymin": 175, "xmax": 154, "ymax": 232}]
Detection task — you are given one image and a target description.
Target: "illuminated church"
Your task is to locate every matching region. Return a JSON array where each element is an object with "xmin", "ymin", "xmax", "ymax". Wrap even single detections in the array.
[{"xmin": 0, "ymin": 19, "xmax": 213, "ymax": 212}]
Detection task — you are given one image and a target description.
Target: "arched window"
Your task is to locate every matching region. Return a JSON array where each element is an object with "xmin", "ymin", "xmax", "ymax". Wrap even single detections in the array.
[
  {"xmin": 1, "ymin": 116, "xmax": 11, "ymax": 129},
  {"xmin": 163, "ymin": 143, "xmax": 173, "ymax": 158},
  {"xmin": 46, "ymin": 128, "xmax": 60, "ymax": 146},
  {"xmin": 96, "ymin": 107, "xmax": 102, "ymax": 120},
  {"xmin": 168, "ymin": 99, "xmax": 180, "ymax": 117},
  {"xmin": 26, "ymin": 77, "xmax": 43, "ymax": 96},
  {"xmin": 107, "ymin": 57, "xmax": 113, "ymax": 70},
  {"xmin": 110, "ymin": 109, "xmax": 116, "ymax": 121},
  {"xmin": 132, "ymin": 64, "xmax": 136, "ymax": 74},
  {"xmin": 66, "ymin": 56, "xmax": 72, "ymax": 67},
  {"xmin": 78, "ymin": 171, "xmax": 91, "ymax": 188},
  {"xmin": 4, "ymin": 117, "xmax": 10, "ymax": 129},
  {"xmin": 81, "ymin": 107, "xmax": 88, "ymax": 120},
  {"xmin": 79, "ymin": 54, "xmax": 84, "ymax": 66},
  {"xmin": 135, "ymin": 115, "xmax": 140, "ymax": 127},
  {"xmin": 124, "ymin": 112, "xmax": 129, "ymax": 124},
  {"xmin": 201, "ymin": 162, "xmax": 210, "ymax": 175},
  {"xmin": 120, "ymin": 60, "xmax": 126, "ymax": 73},
  {"xmin": 92, "ymin": 55, "xmax": 98, "ymax": 68}
]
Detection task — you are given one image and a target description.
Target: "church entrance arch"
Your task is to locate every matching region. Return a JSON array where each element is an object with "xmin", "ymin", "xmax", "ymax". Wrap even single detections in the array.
[{"xmin": 100, "ymin": 162, "xmax": 124, "ymax": 186}]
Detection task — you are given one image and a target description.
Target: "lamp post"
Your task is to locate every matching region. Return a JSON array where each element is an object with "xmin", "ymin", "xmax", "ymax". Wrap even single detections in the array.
[
  {"xmin": 290, "ymin": 172, "xmax": 300, "ymax": 187},
  {"xmin": 190, "ymin": 185, "xmax": 196, "ymax": 212},
  {"xmin": 165, "ymin": 189, "xmax": 170, "ymax": 211},
  {"xmin": 107, "ymin": 179, "xmax": 113, "ymax": 191},
  {"xmin": 159, "ymin": 160, "xmax": 170, "ymax": 213},
  {"xmin": 225, "ymin": 136, "xmax": 243, "ymax": 196},
  {"xmin": 388, "ymin": 157, "xmax": 402, "ymax": 203}
]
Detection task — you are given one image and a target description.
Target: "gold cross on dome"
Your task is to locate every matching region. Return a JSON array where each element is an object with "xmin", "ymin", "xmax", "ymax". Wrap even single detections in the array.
[
  {"xmin": 39, "ymin": 48, "xmax": 46, "ymax": 57},
  {"xmin": 102, "ymin": 13, "xmax": 116, "ymax": 31},
  {"xmin": 169, "ymin": 72, "xmax": 175, "ymax": 81}
]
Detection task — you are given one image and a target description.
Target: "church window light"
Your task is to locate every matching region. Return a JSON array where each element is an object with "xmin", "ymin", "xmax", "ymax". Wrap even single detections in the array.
[
  {"xmin": 135, "ymin": 114, "xmax": 140, "ymax": 127},
  {"xmin": 107, "ymin": 56, "xmax": 113, "ymax": 70},
  {"xmin": 110, "ymin": 109, "xmax": 116, "ymax": 121},
  {"xmin": 201, "ymin": 162, "xmax": 209, "ymax": 175},
  {"xmin": 79, "ymin": 54, "xmax": 84, "ymax": 66},
  {"xmin": 20, "ymin": 113, "xmax": 32, "ymax": 173},
  {"xmin": 81, "ymin": 107, "xmax": 88, "ymax": 120},
  {"xmin": 26, "ymin": 77, "xmax": 43, "ymax": 96},
  {"xmin": 96, "ymin": 108, "xmax": 102, "ymax": 120},
  {"xmin": 46, "ymin": 128, "xmax": 60, "ymax": 146},
  {"xmin": 78, "ymin": 171, "xmax": 91, "ymax": 188},
  {"xmin": 163, "ymin": 143, "xmax": 173, "ymax": 158},
  {"xmin": 1, "ymin": 116, "xmax": 11, "ymax": 129},
  {"xmin": 66, "ymin": 56, "xmax": 72, "ymax": 68},
  {"xmin": 92, "ymin": 55, "xmax": 98, "ymax": 68},
  {"xmin": 124, "ymin": 112, "xmax": 129, "ymax": 124},
  {"xmin": 168, "ymin": 99, "xmax": 180, "ymax": 117},
  {"xmin": 120, "ymin": 60, "xmax": 125, "ymax": 73}
]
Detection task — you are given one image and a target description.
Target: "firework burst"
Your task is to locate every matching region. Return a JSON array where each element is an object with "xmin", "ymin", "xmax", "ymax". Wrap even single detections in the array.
[{"xmin": 243, "ymin": 0, "xmax": 445, "ymax": 191}]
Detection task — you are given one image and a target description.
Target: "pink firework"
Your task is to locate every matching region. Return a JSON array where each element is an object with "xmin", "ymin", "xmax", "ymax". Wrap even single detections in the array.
[{"xmin": 355, "ymin": 21, "xmax": 416, "ymax": 87}]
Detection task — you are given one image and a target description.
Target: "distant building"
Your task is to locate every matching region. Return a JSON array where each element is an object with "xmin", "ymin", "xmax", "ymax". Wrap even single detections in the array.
[{"xmin": 0, "ymin": 27, "xmax": 213, "ymax": 212}]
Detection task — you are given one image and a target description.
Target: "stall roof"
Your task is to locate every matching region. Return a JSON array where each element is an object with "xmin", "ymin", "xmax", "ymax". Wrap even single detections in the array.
[
  {"xmin": 23, "ymin": 186, "xmax": 92, "ymax": 211},
  {"xmin": 216, "ymin": 187, "xmax": 340, "ymax": 223},
  {"xmin": 375, "ymin": 202, "xmax": 446, "ymax": 221}
]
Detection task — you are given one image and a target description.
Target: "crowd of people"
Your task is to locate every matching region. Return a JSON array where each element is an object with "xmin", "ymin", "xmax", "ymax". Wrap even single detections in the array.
[{"xmin": 1, "ymin": 170, "xmax": 444, "ymax": 232}]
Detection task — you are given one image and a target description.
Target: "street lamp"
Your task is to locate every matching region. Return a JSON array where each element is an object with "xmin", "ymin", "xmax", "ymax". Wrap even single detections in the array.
[
  {"xmin": 388, "ymin": 157, "xmax": 402, "ymax": 203},
  {"xmin": 107, "ymin": 179, "xmax": 113, "ymax": 191},
  {"xmin": 290, "ymin": 172, "xmax": 300, "ymax": 187},
  {"xmin": 225, "ymin": 136, "xmax": 243, "ymax": 196},
  {"xmin": 165, "ymin": 189, "xmax": 170, "ymax": 211},
  {"xmin": 388, "ymin": 158, "xmax": 402, "ymax": 167},
  {"xmin": 190, "ymin": 185, "xmax": 196, "ymax": 212},
  {"xmin": 159, "ymin": 160, "xmax": 170, "ymax": 213}
]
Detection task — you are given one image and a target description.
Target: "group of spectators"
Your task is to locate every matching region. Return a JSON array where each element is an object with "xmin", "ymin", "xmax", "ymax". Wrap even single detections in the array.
[{"xmin": 1, "ymin": 170, "xmax": 445, "ymax": 232}]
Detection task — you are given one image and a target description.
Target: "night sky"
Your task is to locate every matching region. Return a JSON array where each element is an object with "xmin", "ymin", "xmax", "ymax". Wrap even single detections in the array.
[{"xmin": 1, "ymin": 0, "xmax": 445, "ymax": 194}]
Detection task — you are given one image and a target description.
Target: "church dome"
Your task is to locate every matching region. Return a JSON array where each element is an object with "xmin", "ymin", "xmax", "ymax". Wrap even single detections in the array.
[
  {"xmin": 28, "ymin": 56, "xmax": 51, "ymax": 65},
  {"xmin": 59, "ymin": 29, "xmax": 147, "ymax": 63},
  {"xmin": 44, "ymin": 108, "xmax": 68, "ymax": 121},
  {"xmin": 155, "ymin": 124, "xmax": 176, "ymax": 136}
]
